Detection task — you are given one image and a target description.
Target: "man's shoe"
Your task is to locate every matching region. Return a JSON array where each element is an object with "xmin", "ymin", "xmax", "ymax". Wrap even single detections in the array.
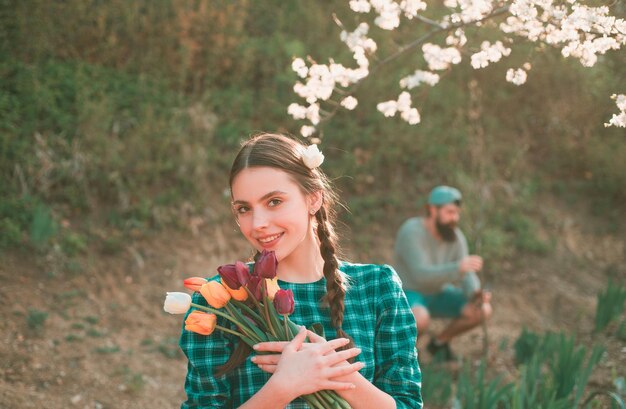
[{"xmin": 427, "ymin": 339, "xmax": 456, "ymax": 362}]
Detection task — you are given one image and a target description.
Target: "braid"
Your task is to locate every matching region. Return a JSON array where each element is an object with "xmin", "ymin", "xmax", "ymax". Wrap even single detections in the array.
[{"xmin": 316, "ymin": 207, "xmax": 354, "ymax": 351}]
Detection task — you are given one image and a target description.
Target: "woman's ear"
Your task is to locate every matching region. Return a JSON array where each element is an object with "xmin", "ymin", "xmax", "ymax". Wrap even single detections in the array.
[{"xmin": 308, "ymin": 190, "xmax": 323, "ymax": 215}]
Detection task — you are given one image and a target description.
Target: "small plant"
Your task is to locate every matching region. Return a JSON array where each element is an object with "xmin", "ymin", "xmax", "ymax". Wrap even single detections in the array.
[
  {"xmin": 420, "ymin": 362, "xmax": 453, "ymax": 407},
  {"xmin": 455, "ymin": 360, "xmax": 512, "ymax": 409},
  {"xmin": 594, "ymin": 280, "xmax": 626, "ymax": 333},
  {"xmin": 26, "ymin": 308, "xmax": 48, "ymax": 333},
  {"xmin": 29, "ymin": 204, "xmax": 57, "ymax": 249},
  {"xmin": 514, "ymin": 327, "xmax": 541, "ymax": 365}
]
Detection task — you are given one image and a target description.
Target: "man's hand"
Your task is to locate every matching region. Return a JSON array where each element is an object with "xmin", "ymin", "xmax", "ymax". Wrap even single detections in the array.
[{"xmin": 459, "ymin": 255, "xmax": 483, "ymax": 274}]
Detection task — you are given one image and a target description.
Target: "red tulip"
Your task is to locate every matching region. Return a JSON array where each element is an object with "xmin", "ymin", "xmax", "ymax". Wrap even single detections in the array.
[
  {"xmin": 247, "ymin": 276, "xmax": 263, "ymax": 301},
  {"xmin": 254, "ymin": 250, "xmax": 278, "ymax": 279},
  {"xmin": 273, "ymin": 289, "xmax": 295, "ymax": 315},
  {"xmin": 235, "ymin": 261, "xmax": 250, "ymax": 286},
  {"xmin": 218, "ymin": 264, "xmax": 241, "ymax": 289}
]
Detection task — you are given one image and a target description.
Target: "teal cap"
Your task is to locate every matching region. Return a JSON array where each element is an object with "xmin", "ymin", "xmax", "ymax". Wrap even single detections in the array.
[{"xmin": 428, "ymin": 185, "xmax": 462, "ymax": 206}]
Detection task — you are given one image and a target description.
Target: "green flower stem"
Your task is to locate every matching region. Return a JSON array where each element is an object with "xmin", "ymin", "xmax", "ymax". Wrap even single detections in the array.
[
  {"xmin": 303, "ymin": 393, "xmax": 326, "ymax": 409},
  {"xmin": 231, "ymin": 299, "xmax": 265, "ymax": 327},
  {"xmin": 190, "ymin": 303, "xmax": 261, "ymax": 343},
  {"xmin": 282, "ymin": 314, "xmax": 290, "ymax": 338},
  {"xmin": 224, "ymin": 303, "xmax": 263, "ymax": 343},
  {"xmin": 263, "ymin": 296, "xmax": 277, "ymax": 338},
  {"xmin": 244, "ymin": 286, "xmax": 263, "ymax": 314},
  {"xmin": 214, "ymin": 324, "xmax": 245, "ymax": 338}
]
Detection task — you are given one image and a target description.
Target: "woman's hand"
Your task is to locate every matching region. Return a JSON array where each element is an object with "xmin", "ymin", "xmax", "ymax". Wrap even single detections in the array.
[{"xmin": 252, "ymin": 327, "xmax": 364, "ymax": 396}]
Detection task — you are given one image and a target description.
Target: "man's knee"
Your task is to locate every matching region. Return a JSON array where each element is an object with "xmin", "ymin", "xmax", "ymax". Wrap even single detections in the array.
[{"xmin": 412, "ymin": 306, "xmax": 430, "ymax": 333}]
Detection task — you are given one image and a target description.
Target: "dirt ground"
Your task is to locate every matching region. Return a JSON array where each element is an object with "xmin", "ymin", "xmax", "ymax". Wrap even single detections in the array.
[{"xmin": 1, "ymin": 210, "xmax": 625, "ymax": 409}]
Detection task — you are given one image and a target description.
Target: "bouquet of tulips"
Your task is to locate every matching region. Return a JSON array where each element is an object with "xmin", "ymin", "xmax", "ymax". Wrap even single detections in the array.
[{"xmin": 164, "ymin": 250, "xmax": 352, "ymax": 409}]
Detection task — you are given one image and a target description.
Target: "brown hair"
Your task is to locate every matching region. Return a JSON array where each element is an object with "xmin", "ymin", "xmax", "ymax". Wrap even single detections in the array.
[{"xmin": 216, "ymin": 133, "xmax": 352, "ymax": 376}]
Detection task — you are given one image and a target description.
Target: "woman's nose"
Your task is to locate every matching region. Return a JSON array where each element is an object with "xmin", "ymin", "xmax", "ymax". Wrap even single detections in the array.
[{"xmin": 252, "ymin": 209, "xmax": 269, "ymax": 230}]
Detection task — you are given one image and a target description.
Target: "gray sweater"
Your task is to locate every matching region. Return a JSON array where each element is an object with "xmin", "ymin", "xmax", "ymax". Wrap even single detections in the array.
[{"xmin": 393, "ymin": 217, "xmax": 480, "ymax": 296}]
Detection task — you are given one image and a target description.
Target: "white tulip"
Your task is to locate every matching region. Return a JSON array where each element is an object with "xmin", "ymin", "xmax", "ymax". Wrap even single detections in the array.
[{"xmin": 163, "ymin": 292, "xmax": 191, "ymax": 314}]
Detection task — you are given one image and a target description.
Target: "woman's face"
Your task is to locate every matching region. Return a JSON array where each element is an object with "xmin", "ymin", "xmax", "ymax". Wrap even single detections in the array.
[{"xmin": 231, "ymin": 167, "xmax": 317, "ymax": 262}]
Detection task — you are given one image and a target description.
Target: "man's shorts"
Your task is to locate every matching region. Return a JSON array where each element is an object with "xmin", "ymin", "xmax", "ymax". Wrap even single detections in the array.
[{"xmin": 404, "ymin": 285, "xmax": 468, "ymax": 318}]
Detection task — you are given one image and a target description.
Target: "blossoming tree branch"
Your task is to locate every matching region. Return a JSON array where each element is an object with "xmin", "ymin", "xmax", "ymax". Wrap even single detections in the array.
[{"xmin": 287, "ymin": 0, "xmax": 625, "ymax": 136}]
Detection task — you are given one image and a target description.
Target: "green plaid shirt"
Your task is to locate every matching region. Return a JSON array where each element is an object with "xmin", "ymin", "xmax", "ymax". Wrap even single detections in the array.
[{"xmin": 179, "ymin": 262, "xmax": 423, "ymax": 408}]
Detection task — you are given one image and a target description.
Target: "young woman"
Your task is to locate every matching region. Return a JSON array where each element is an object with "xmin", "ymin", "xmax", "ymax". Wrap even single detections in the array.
[{"xmin": 180, "ymin": 133, "xmax": 422, "ymax": 408}]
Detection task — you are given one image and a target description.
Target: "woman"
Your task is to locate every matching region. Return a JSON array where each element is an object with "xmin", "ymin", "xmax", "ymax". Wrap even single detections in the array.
[{"xmin": 180, "ymin": 133, "xmax": 422, "ymax": 408}]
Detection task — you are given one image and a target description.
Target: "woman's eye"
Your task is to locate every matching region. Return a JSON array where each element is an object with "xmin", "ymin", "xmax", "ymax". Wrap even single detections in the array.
[
  {"xmin": 235, "ymin": 206, "xmax": 249, "ymax": 214},
  {"xmin": 268, "ymin": 198, "xmax": 282, "ymax": 207}
]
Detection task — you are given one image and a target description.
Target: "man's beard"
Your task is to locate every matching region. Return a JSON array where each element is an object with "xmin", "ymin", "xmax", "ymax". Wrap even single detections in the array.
[{"xmin": 436, "ymin": 219, "xmax": 457, "ymax": 242}]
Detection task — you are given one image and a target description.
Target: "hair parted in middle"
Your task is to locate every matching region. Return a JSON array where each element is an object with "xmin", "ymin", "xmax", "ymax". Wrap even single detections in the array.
[{"xmin": 218, "ymin": 133, "xmax": 353, "ymax": 373}]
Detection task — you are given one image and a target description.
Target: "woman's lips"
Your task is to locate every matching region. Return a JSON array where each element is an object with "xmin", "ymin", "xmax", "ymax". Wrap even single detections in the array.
[{"xmin": 257, "ymin": 233, "xmax": 283, "ymax": 248}]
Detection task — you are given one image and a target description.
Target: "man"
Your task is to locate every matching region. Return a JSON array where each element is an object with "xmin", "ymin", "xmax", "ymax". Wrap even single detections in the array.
[{"xmin": 394, "ymin": 185, "xmax": 492, "ymax": 361}]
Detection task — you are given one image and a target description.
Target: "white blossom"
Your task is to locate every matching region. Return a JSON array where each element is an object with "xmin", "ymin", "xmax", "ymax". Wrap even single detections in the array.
[
  {"xmin": 300, "ymin": 125, "xmax": 316, "ymax": 137},
  {"xmin": 340, "ymin": 96, "xmax": 359, "ymax": 110},
  {"xmin": 371, "ymin": 0, "xmax": 402, "ymax": 30},
  {"xmin": 400, "ymin": 0, "xmax": 427, "ymax": 18},
  {"xmin": 377, "ymin": 100, "xmax": 398, "ymax": 117},
  {"xmin": 349, "ymin": 0, "xmax": 371, "ymax": 13},
  {"xmin": 605, "ymin": 94, "xmax": 626, "ymax": 128},
  {"xmin": 400, "ymin": 70, "xmax": 440, "ymax": 89},
  {"xmin": 377, "ymin": 92, "xmax": 420, "ymax": 124},
  {"xmin": 506, "ymin": 68, "xmax": 528, "ymax": 85},
  {"xmin": 471, "ymin": 41, "xmax": 511, "ymax": 69},
  {"xmin": 292, "ymin": 58, "xmax": 308, "ymax": 78},
  {"xmin": 287, "ymin": 103, "xmax": 307, "ymax": 120},
  {"xmin": 422, "ymin": 43, "xmax": 462, "ymax": 70},
  {"xmin": 306, "ymin": 103, "xmax": 321, "ymax": 125},
  {"xmin": 301, "ymin": 144, "xmax": 325, "ymax": 168}
]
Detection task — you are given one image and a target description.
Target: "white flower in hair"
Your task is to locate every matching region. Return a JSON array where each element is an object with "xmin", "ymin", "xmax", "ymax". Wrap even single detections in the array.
[{"xmin": 302, "ymin": 144, "xmax": 325, "ymax": 169}]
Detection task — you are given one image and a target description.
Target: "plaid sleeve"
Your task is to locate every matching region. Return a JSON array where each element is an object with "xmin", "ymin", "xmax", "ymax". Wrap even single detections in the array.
[
  {"xmin": 179, "ymin": 288, "xmax": 234, "ymax": 408},
  {"xmin": 373, "ymin": 265, "xmax": 423, "ymax": 409}
]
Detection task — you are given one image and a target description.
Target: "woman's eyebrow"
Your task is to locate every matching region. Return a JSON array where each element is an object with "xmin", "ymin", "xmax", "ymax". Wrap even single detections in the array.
[{"xmin": 232, "ymin": 190, "xmax": 287, "ymax": 206}]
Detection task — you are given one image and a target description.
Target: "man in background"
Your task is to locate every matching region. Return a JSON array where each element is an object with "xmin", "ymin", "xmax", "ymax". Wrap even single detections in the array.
[{"xmin": 394, "ymin": 185, "xmax": 493, "ymax": 361}]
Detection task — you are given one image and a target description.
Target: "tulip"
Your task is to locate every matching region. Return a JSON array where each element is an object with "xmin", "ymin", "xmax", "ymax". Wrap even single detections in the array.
[
  {"xmin": 254, "ymin": 250, "xmax": 278, "ymax": 279},
  {"xmin": 235, "ymin": 261, "xmax": 250, "ymax": 286},
  {"xmin": 200, "ymin": 281, "xmax": 231, "ymax": 309},
  {"xmin": 223, "ymin": 281, "xmax": 248, "ymax": 301},
  {"xmin": 247, "ymin": 276, "xmax": 263, "ymax": 301},
  {"xmin": 163, "ymin": 292, "xmax": 192, "ymax": 314},
  {"xmin": 265, "ymin": 278, "xmax": 280, "ymax": 300},
  {"xmin": 273, "ymin": 289, "xmax": 295, "ymax": 315},
  {"xmin": 218, "ymin": 264, "xmax": 241, "ymax": 289},
  {"xmin": 183, "ymin": 277, "xmax": 208, "ymax": 292},
  {"xmin": 185, "ymin": 311, "xmax": 217, "ymax": 335}
]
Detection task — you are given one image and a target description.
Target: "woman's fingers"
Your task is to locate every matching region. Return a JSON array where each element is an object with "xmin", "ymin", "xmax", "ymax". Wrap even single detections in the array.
[
  {"xmin": 327, "ymin": 361, "xmax": 365, "ymax": 378},
  {"xmin": 306, "ymin": 330, "xmax": 326, "ymax": 343},
  {"xmin": 321, "ymin": 380, "xmax": 357, "ymax": 391},
  {"xmin": 256, "ymin": 363, "xmax": 277, "ymax": 373},
  {"xmin": 319, "ymin": 337, "xmax": 351, "ymax": 354},
  {"xmin": 253, "ymin": 341, "xmax": 289, "ymax": 353},
  {"xmin": 284, "ymin": 326, "xmax": 308, "ymax": 352},
  {"xmin": 326, "ymin": 347, "xmax": 361, "ymax": 365},
  {"xmin": 251, "ymin": 354, "xmax": 280, "ymax": 365}
]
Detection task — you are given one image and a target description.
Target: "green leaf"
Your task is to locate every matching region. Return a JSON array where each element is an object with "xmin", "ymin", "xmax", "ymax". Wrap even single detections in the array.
[{"xmin": 309, "ymin": 322, "xmax": 325, "ymax": 338}]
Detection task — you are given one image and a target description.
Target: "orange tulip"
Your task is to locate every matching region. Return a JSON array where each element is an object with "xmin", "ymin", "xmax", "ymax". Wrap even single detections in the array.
[
  {"xmin": 200, "ymin": 281, "xmax": 231, "ymax": 308},
  {"xmin": 266, "ymin": 278, "xmax": 281, "ymax": 300},
  {"xmin": 183, "ymin": 277, "xmax": 208, "ymax": 292},
  {"xmin": 223, "ymin": 281, "xmax": 248, "ymax": 301},
  {"xmin": 185, "ymin": 311, "xmax": 217, "ymax": 335}
]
